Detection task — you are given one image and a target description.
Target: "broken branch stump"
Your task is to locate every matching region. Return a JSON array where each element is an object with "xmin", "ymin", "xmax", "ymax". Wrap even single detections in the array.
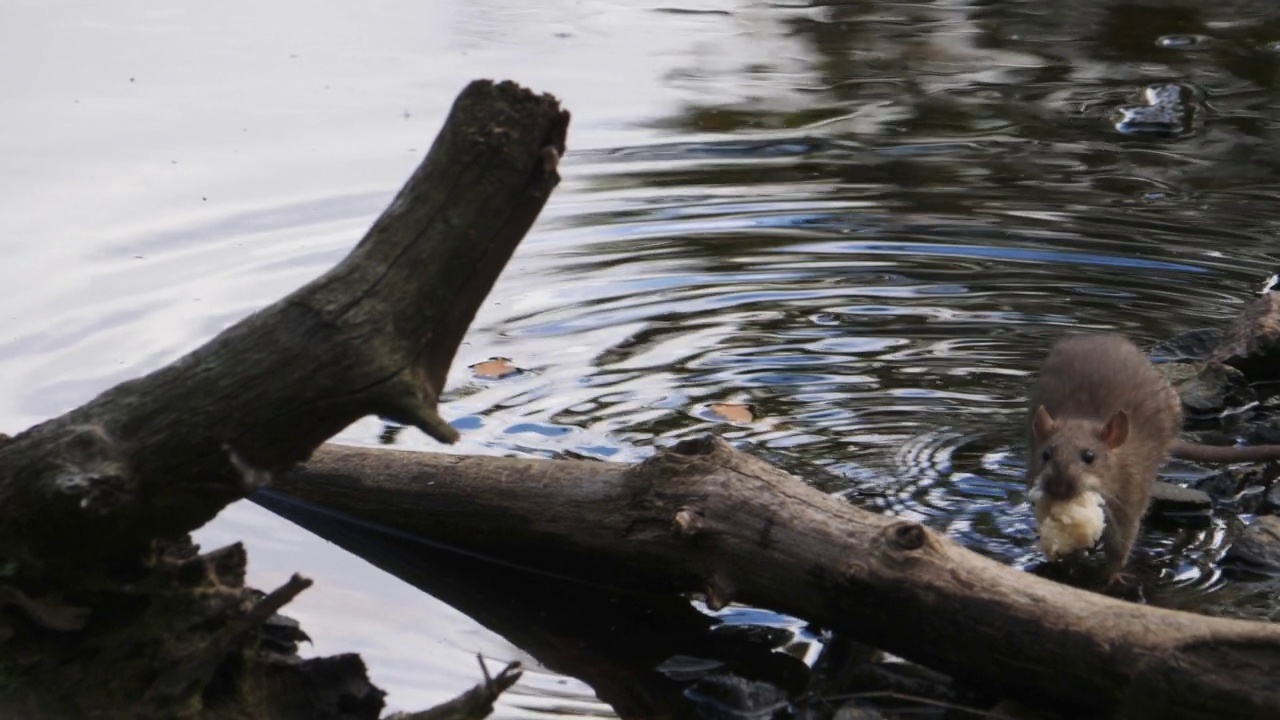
[{"xmin": 0, "ymin": 78, "xmax": 568, "ymax": 718}]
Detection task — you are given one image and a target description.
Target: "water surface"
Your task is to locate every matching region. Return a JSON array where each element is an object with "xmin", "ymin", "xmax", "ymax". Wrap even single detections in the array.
[{"xmin": 6, "ymin": 0, "xmax": 1280, "ymax": 715}]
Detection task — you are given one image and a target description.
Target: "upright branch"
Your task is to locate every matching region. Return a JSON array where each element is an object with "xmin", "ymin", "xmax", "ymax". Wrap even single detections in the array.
[
  {"xmin": 0, "ymin": 79, "xmax": 567, "ymax": 719},
  {"xmin": 0, "ymin": 80, "xmax": 569, "ymax": 573}
]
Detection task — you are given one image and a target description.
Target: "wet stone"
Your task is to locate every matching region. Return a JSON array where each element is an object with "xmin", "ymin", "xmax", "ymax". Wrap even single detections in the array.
[
  {"xmin": 1195, "ymin": 470, "xmax": 1236, "ymax": 499},
  {"xmin": 1241, "ymin": 412, "xmax": 1280, "ymax": 446},
  {"xmin": 1194, "ymin": 466, "xmax": 1272, "ymax": 514},
  {"xmin": 1157, "ymin": 361, "xmax": 1201, "ymax": 389},
  {"xmin": 1212, "ymin": 292, "xmax": 1280, "ymax": 382},
  {"xmin": 1113, "ymin": 83, "xmax": 1199, "ymax": 138},
  {"xmin": 1149, "ymin": 327, "xmax": 1222, "ymax": 362},
  {"xmin": 1148, "ymin": 481, "xmax": 1213, "ymax": 528},
  {"xmin": 1167, "ymin": 361, "xmax": 1255, "ymax": 416},
  {"xmin": 1266, "ymin": 484, "xmax": 1280, "ymax": 514},
  {"xmin": 1224, "ymin": 516, "xmax": 1280, "ymax": 572},
  {"xmin": 1240, "ymin": 485, "xmax": 1270, "ymax": 515}
]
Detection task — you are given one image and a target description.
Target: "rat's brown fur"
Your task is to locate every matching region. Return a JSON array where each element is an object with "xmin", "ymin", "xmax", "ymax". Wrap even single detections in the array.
[{"xmin": 1025, "ymin": 333, "xmax": 1183, "ymax": 581}]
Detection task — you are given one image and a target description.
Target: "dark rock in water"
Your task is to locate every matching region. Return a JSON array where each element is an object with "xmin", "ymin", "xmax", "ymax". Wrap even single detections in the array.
[
  {"xmin": 1156, "ymin": 361, "xmax": 1201, "ymax": 389},
  {"xmin": 1148, "ymin": 481, "xmax": 1213, "ymax": 528},
  {"xmin": 1149, "ymin": 327, "xmax": 1223, "ymax": 362},
  {"xmin": 1212, "ymin": 292, "xmax": 1280, "ymax": 382},
  {"xmin": 1163, "ymin": 361, "xmax": 1255, "ymax": 415},
  {"xmin": 1243, "ymin": 409, "xmax": 1280, "ymax": 446},
  {"xmin": 1152, "ymin": 481, "xmax": 1214, "ymax": 508},
  {"xmin": 1187, "ymin": 428, "xmax": 1247, "ymax": 448},
  {"xmin": 1224, "ymin": 516, "xmax": 1280, "ymax": 573},
  {"xmin": 1265, "ymin": 483, "xmax": 1280, "ymax": 514},
  {"xmin": 1194, "ymin": 466, "xmax": 1272, "ymax": 514},
  {"xmin": 1239, "ymin": 485, "xmax": 1270, "ymax": 515},
  {"xmin": 1195, "ymin": 469, "xmax": 1241, "ymax": 499}
]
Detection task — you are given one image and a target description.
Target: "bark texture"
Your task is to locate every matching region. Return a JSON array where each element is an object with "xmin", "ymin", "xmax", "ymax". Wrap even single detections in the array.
[
  {"xmin": 0, "ymin": 79, "xmax": 567, "ymax": 719},
  {"xmin": 272, "ymin": 437, "xmax": 1280, "ymax": 720}
]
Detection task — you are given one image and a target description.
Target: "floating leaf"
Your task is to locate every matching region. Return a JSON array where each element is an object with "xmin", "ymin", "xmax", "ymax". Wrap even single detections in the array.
[
  {"xmin": 709, "ymin": 403, "xmax": 754, "ymax": 424},
  {"xmin": 470, "ymin": 357, "xmax": 520, "ymax": 379}
]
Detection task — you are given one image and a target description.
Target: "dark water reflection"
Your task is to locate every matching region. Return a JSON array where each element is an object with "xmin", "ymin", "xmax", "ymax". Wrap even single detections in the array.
[{"xmin": 7, "ymin": 0, "xmax": 1280, "ymax": 716}]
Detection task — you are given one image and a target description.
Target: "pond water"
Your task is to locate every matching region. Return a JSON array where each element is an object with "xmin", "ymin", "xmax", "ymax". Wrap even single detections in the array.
[{"xmin": 6, "ymin": 0, "xmax": 1280, "ymax": 716}]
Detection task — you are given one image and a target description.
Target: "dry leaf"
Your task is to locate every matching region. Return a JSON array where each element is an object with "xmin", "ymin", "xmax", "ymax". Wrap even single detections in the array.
[
  {"xmin": 709, "ymin": 403, "xmax": 754, "ymax": 423},
  {"xmin": 470, "ymin": 357, "xmax": 519, "ymax": 379}
]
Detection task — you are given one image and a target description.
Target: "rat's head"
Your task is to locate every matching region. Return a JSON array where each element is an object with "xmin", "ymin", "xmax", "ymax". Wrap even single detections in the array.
[{"xmin": 1029, "ymin": 404, "xmax": 1129, "ymax": 502}]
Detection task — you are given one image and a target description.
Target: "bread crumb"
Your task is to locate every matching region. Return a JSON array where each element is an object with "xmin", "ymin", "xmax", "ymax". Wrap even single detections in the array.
[{"xmin": 1032, "ymin": 489, "xmax": 1106, "ymax": 559}]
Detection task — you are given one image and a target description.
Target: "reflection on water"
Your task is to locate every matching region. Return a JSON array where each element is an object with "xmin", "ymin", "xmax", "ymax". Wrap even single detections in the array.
[{"xmin": 6, "ymin": 0, "xmax": 1280, "ymax": 716}]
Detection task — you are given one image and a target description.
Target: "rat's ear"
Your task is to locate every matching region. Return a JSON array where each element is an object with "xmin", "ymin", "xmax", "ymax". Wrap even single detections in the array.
[
  {"xmin": 1032, "ymin": 405, "xmax": 1056, "ymax": 445},
  {"xmin": 1099, "ymin": 409, "xmax": 1129, "ymax": 449}
]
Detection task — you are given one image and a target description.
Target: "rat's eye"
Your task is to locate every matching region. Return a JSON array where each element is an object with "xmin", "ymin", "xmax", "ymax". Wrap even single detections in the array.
[
  {"xmin": 1041, "ymin": 448, "xmax": 1052, "ymax": 462},
  {"xmin": 1081, "ymin": 449, "xmax": 1095, "ymax": 464}
]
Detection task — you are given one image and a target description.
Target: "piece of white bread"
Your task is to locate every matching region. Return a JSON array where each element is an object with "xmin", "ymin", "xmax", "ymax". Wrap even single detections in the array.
[{"xmin": 1029, "ymin": 488, "xmax": 1106, "ymax": 559}]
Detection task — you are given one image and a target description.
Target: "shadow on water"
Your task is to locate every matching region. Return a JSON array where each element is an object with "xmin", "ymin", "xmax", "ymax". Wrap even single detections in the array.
[{"xmin": 251, "ymin": 490, "xmax": 817, "ymax": 720}]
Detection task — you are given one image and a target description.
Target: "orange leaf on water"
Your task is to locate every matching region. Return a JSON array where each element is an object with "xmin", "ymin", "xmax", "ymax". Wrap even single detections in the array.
[
  {"xmin": 470, "ymin": 357, "xmax": 519, "ymax": 379},
  {"xmin": 708, "ymin": 402, "xmax": 754, "ymax": 423}
]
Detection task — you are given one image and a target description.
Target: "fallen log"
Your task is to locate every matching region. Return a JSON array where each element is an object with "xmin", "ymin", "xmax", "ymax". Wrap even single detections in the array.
[
  {"xmin": 273, "ymin": 437, "xmax": 1280, "ymax": 720},
  {"xmin": 0, "ymin": 79, "xmax": 568, "ymax": 718},
  {"xmin": 252, "ymin": 487, "xmax": 816, "ymax": 720}
]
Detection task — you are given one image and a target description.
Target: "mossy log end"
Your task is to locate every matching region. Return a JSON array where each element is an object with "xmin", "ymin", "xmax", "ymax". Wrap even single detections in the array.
[
  {"xmin": 274, "ymin": 437, "xmax": 1280, "ymax": 720},
  {"xmin": 0, "ymin": 79, "xmax": 567, "ymax": 718}
]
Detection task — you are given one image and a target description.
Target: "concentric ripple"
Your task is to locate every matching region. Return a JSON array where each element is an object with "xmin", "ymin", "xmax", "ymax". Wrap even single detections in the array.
[{"xmin": 366, "ymin": 133, "xmax": 1280, "ymax": 609}]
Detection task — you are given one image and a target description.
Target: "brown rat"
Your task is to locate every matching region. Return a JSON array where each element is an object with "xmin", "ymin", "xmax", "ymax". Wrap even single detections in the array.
[
  {"xmin": 1024, "ymin": 333, "xmax": 1183, "ymax": 583},
  {"xmin": 1025, "ymin": 333, "xmax": 1280, "ymax": 584}
]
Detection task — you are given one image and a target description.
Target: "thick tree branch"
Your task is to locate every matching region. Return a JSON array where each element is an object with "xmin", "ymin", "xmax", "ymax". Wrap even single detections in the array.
[
  {"xmin": 272, "ymin": 438, "xmax": 1280, "ymax": 719},
  {"xmin": 0, "ymin": 78, "xmax": 568, "ymax": 719},
  {"xmin": 0, "ymin": 80, "xmax": 569, "ymax": 572}
]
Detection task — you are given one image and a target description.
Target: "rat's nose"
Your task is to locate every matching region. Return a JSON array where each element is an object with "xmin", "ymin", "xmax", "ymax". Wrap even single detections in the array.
[{"xmin": 1044, "ymin": 471, "xmax": 1078, "ymax": 501}]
